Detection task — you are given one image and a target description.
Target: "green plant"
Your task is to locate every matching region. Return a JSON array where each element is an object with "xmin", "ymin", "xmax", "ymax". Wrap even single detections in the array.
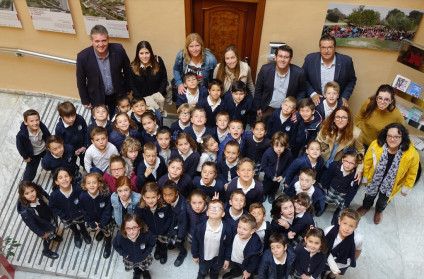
[{"xmin": 0, "ymin": 237, "xmax": 21, "ymax": 257}]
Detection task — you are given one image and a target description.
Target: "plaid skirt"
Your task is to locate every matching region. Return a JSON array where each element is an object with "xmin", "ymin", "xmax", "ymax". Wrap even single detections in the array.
[
  {"xmin": 123, "ymin": 254, "xmax": 153, "ymax": 271},
  {"xmin": 167, "ymin": 234, "xmax": 185, "ymax": 245},
  {"xmin": 90, "ymin": 221, "xmax": 115, "ymax": 236},
  {"xmin": 325, "ymin": 187, "xmax": 347, "ymax": 209},
  {"xmin": 156, "ymin": 234, "xmax": 168, "ymax": 244},
  {"xmin": 45, "ymin": 217, "xmax": 59, "ymax": 241},
  {"xmin": 291, "ymin": 270, "xmax": 303, "ymax": 279},
  {"xmin": 254, "ymin": 161, "xmax": 262, "ymax": 174},
  {"xmin": 61, "ymin": 215, "xmax": 85, "ymax": 229}
]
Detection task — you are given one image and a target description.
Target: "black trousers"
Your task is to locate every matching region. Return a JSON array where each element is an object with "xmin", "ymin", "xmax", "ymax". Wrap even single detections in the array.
[{"xmin": 362, "ymin": 191, "xmax": 390, "ymax": 213}]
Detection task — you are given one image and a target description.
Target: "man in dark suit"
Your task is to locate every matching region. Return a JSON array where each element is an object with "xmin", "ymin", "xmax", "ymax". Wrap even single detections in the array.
[
  {"xmin": 302, "ymin": 34, "xmax": 356, "ymax": 107},
  {"xmin": 254, "ymin": 45, "xmax": 306, "ymax": 124},
  {"xmin": 76, "ymin": 25, "xmax": 131, "ymax": 116}
]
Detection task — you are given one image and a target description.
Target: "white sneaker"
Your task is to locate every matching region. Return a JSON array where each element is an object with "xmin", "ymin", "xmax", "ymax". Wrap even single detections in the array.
[{"xmin": 161, "ymin": 110, "xmax": 168, "ymax": 117}]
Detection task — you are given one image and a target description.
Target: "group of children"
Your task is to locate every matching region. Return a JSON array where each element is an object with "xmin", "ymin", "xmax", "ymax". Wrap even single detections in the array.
[{"xmin": 15, "ymin": 77, "xmax": 364, "ymax": 278}]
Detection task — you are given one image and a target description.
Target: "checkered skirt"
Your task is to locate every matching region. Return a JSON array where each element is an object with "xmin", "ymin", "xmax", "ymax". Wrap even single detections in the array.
[
  {"xmin": 325, "ymin": 187, "xmax": 346, "ymax": 209},
  {"xmin": 90, "ymin": 221, "xmax": 115, "ymax": 236},
  {"xmin": 61, "ymin": 215, "xmax": 85, "ymax": 229},
  {"xmin": 123, "ymin": 254, "xmax": 153, "ymax": 271}
]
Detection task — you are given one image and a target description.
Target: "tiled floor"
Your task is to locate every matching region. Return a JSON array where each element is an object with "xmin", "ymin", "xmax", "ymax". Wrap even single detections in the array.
[{"xmin": 1, "ymin": 91, "xmax": 422, "ymax": 279}]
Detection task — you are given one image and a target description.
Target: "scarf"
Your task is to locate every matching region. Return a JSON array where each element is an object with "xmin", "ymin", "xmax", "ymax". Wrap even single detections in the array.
[
  {"xmin": 223, "ymin": 62, "xmax": 249, "ymax": 92},
  {"xmin": 366, "ymin": 143, "xmax": 402, "ymax": 197}
]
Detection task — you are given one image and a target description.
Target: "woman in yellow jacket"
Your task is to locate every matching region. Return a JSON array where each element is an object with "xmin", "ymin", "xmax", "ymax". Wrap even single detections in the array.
[{"xmin": 357, "ymin": 123, "xmax": 419, "ymax": 224}]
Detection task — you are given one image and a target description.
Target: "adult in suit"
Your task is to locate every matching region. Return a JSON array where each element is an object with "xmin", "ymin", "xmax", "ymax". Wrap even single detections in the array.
[
  {"xmin": 76, "ymin": 25, "xmax": 131, "ymax": 117},
  {"xmin": 254, "ymin": 44, "xmax": 306, "ymax": 124},
  {"xmin": 302, "ymin": 34, "xmax": 356, "ymax": 107}
]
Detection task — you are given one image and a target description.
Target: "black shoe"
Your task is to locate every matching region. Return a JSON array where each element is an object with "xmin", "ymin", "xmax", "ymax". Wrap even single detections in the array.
[
  {"xmin": 82, "ymin": 232, "xmax": 92, "ymax": 244},
  {"xmin": 103, "ymin": 239, "xmax": 111, "ymax": 259},
  {"xmin": 159, "ymin": 247, "xmax": 167, "ymax": 264},
  {"xmin": 132, "ymin": 272, "xmax": 141, "ymax": 279},
  {"xmin": 196, "ymin": 273, "xmax": 205, "ymax": 279},
  {"xmin": 74, "ymin": 234, "xmax": 82, "ymax": 248},
  {"xmin": 141, "ymin": 270, "xmax": 151, "ymax": 279},
  {"xmin": 167, "ymin": 243, "xmax": 175, "ymax": 250},
  {"xmin": 53, "ymin": 235, "xmax": 63, "ymax": 242},
  {"xmin": 153, "ymin": 246, "xmax": 160, "ymax": 260},
  {"xmin": 95, "ymin": 231, "xmax": 104, "ymax": 242},
  {"xmin": 42, "ymin": 250, "xmax": 59, "ymax": 259},
  {"xmin": 222, "ymin": 268, "xmax": 242, "ymax": 279},
  {"xmin": 268, "ymin": 194, "xmax": 275, "ymax": 203},
  {"xmin": 331, "ymin": 213, "xmax": 339, "ymax": 226},
  {"xmin": 174, "ymin": 252, "xmax": 186, "ymax": 267}
]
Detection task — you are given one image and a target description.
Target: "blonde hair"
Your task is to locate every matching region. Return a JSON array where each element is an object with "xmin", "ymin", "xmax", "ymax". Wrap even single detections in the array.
[{"xmin": 183, "ymin": 33, "xmax": 205, "ymax": 64}]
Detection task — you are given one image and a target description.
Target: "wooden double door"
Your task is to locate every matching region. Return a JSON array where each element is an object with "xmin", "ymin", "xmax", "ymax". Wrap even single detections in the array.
[{"xmin": 185, "ymin": 0, "xmax": 266, "ymax": 78}]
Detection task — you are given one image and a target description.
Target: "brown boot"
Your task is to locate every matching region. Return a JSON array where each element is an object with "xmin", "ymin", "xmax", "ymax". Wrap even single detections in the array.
[
  {"xmin": 374, "ymin": 212, "xmax": 383, "ymax": 224},
  {"xmin": 356, "ymin": 206, "xmax": 368, "ymax": 217}
]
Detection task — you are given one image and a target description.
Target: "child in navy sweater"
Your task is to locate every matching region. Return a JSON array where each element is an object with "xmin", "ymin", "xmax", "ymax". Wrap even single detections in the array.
[
  {"xmin": 322, "ymin": 150, "xmax": 362, "ymax": 225},
  {"xmin": 157, "ymin": 158, "xmax": 193, "ymax": 198},
  {"xmin": 55, "ymin": 101, "xmax": 88, "ymax": 167},
  {"xmin": 266, "ymin": 96, "xmax": 297, "ymax": 139},
  {"xmin": 16, "ymin": 109, "xmax": 51, "ymax": 181},
  {"xmin": 170, "ymin": 103, "xmax": 191, "ymax": 141},
  {"xmin": 285, "ymin": 168, "xmax": 326, "ymax": 216},
  {"xmin": 135, "ymin": 182, "xmax": 172, "ymax": 264},
  {"xmin": 140, "ymin": 111, "xmax": 159, "ymax": 144},
  {"xmin": 176, "ymin": 72, "xmax": 208, "ymax": 109},
  {"xmin": 214, "ymin": 111, "xmax": 230, "ymax": 143},
  {"xmin": 243, "ymin": 121, "xmax": 270, "ymax": 175},
  {"xmin": 217, "ymin": 140, "xmax": 240, "ymax": 186},
  {"xmin": 161, "ymin": 181, "xmax": 188, "ymax": 267},
  {"xmin": 170, "ymin": 132, "xmax": 200, "ymax": 178},
  {"xmin": 41, "ymin": 135, "xmax": 79, "ymax": 180},
  {"xmin": 196, "ymin": 79, "xmax": 225, "ymax": 127},
  {"xmin": 109, "ymin": 112, "xmax": 141, "ymax": 151},
  {"xmin": 290, "ymin": 98, "xmax": 322, "ymax": 158},
  {"xmin": 49, "ymin": 168, "xmax": 91, "ymax": 248},
  {"xmin": 257, "ymin": 233, "xmax": 295, "ymax": 279},
  {"xmin": 289, "ymin": 193, "xmax": 315, "ymax": 246},
  {"xmin": 120, "ymin": 137, "xmax": 143, "ymax": 174},
  {"xmin": 284, "ymin": 140, "xmax": 324, "ymax": 187},
  {"xmin": 113, "ymin": 213, "xmax": 155, "ymax": 279},
  {"xmin": 222, "ymin": 80, "xmax": 255, "ymax": 129},
  {"xmin": 223, "ymin": 214, "xmax": 263, "ymax": 279},
  {"xmin": 136, "ymin": 142, "xmax": 167, "ymax": 190},
  {"xmin": 270, "ymin": 194, "xmax": 295, "ymax": 236},
  {"xmin": 261, "ymin": 132, "xmax": 293, "ymax": 203},
  {"xmin": 292, "ymin": 228, "xmax": 328, "ymax": 279},
  {"xmin": 156, "ymin": 126, "xmax": 172, "ymax": 166},
  {"xmin": 324, "ymin": 209, "xmax": 363, "ymax": 279},
  {"xmin": 87, "ymin": 104, "xmax": 113, "ymax": 140},
  {"xmin": 224, "ymin": 190, "xmax": 247, "ymax": 233},
  {"xmin": 79, "ymin": 173, "xmax": 113, "ymax": 259},
  {"xmin": 192, "ymin": 199, "xmax": 233, "ymax": 279},
  {"xmin": 249, "ymin": 203, "xmax": 271, "ymax": 249},
  {"xmin": 225, "ymin": 158, "xmax": 264, "ymax": 210},
  {"xmin": 17, "ymin": 181, "xmax": 63, "ymax": 259},
  {"xmin": 183, "ymin": 107, "xmax": 216, "ymax": 146},
  {"xmin": 193, "ymin": 162, "xmax": 225, "ymax": 201},
  {"xmin": 187, "ymin": 189, "xmax": 209, "ymax": 242}
]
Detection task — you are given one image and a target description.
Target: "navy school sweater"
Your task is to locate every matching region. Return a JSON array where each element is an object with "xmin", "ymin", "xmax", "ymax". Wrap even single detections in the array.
[
  {"xmin": 55, "ymin": 114, "xmax": 88, "ymax": 149},
  {"xmin": 167, "ymin": 194, "xmax": 188, "ymax": 240},
  {"xmin": 266, "ymin": 108, "xmax": 297, "ymax": 139},
  {"xmin": 187, "ymin": 203, "xmax": 208, "ymax": 237},
  {"xmin": 231, "ymin": 232, "xmax": 263, "ymax": 274},
  {"xmin": 285, "ymin": 178, "xmax": 326, "ymax": 213},
  {"xmin": 191, "ymin": 219, "xmax": 234, "ymax": 263},
  {"xmin": 291, "ymin": 211, "xmax": 314, "ymax": 238},
  {"xmin": 130, "ymin": 110, "xmax": 163, "ymax": 132},
  {"xmin": 224, "ymin": 207, "xmax": 247, "ymax": 235},
  {"xmin": 169, "ymin": 149, "xmax": 200, "ymax": 178},
  {"xmin": 217, "ymin": 134, "xmax": 245, "ymax": 161},
  {"xmin": 293, "ymin": 242, "xmax": 327, "ymax": 278},
  {"xmin": 41, "ymin": 144, "xmax": 78, "ymax": 174},
  {"xmin": 113, "ymin": 230, "xmax": 156, "ymax": 263},
  {"xmin": 325, "ymin": 224, "xmax": 357, "ymax": 267},
  {"xmin": 217, "ymin": 158, "xmax": 238, "ymax": 184},
  {"xmin": 257, "ymin": 246, "xmax": 296, "ymax": 279},
  {"xmin": 157, "ymin": 173, "xmax": 193, "ymax": 198},
  {"xmin": 16, "ymin": 121, "xmax": 51, "ymax": 159},
  {"xmin": 242, "ymin": 131, "xmax": 270, "ymax": 163},
  {"xmin": 135, "ymin": 155, "xmax": 167, "ymax": 190},
  {"xmin": 225, "ymin": 178, "xmax": 263, "ymax": 210},
  {"xmin": 79, "ymin": 191, "xmax": 112, "ymax": 229},
  {"xmin": 261, "ymin": 147, "xmax": 293, "ymax": 180},
  {"xmin": 321, "ymin": 161, "xmax": 358, "ymax": 194},
  {"xmin": 140, "ymin": 130, "xmax": 158, "ymax": 145},
  {"xmin": 183, "ymin": 125, "xmax": 216, "ymax": 146},
  {"xmin": 17, "ymin": 189, "xmax": 56, "ymax": 237},
  {"xmin": 87, "ymin": 120, "xmax": 113, "ymax": 144},
  {"xmin": 221, "ymin": 91, "xmax": 255, "ymax": 129},
  {"xmin": 196, "ymin": 95, "xmax": 225, "ymax": 128},
  {"xmin": 135, "ymin": 204, "xmax": 173, "ymax": 236},
  {"xmin": 109, "ymin": 128, "xmax": 141, "ymax": 152},
  {"xmin": 289, "ymin": 110, "xmax": 322, "ymax": 157},
  {"xmin": 284, "ymin": 154, "xmax": 324, "ymax": 186},
  {"xmin": 49, "ymin": 183, "xmax": 83, "ymax": 221},
  {"xmin": 176, "ymin": 85, "xmax": 208, "ymax": 109},
  {"xmin": 193, "ymin": 176, "xmax": 226, "ymax": 202}
]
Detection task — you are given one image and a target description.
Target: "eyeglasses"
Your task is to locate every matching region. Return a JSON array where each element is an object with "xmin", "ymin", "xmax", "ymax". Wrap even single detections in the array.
[
  {"xmin": 180, "ymin": 112, "xmax": 190, "ymax": 116},
  {"xmin": 209, "ymin": 206, "xmax": 223, "ymax": 212},
  {"xmin": 335, "ymin": 116, "xmax": 348, "ymax": 121},
  {"xmin": 377, "ymin": 96, "xmax": 391, "ymax": 103},
  {"xmin": 343, "ymin": 159, "xmax": 356, "ymax": 166},
  {"xmin": 125, "ymin": 226, "xmax": 140, "ymax": 232},
  {"xmin": 387, "ymin": 135, "xmax": 402, "ymax": 140},
  {"xmin": 320, "ymin": 46, "xmax": 334, "ymax": 51},
  {"xmin": 111, "ymin": 167, "xmax": 125, "ymax": 172}
]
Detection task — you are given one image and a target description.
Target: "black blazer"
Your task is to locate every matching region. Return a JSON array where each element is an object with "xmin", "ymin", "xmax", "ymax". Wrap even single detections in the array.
[
  {"xmin": 76, "ymin": 43, "xmax": 131, "ymax": 106},
  {"xmin": 254, "ymin": 62, "xmax": 306, "ymax": 112},
  {"xmin": 302, "ymin": 52, "xmax": 356, "ymax": 101}
]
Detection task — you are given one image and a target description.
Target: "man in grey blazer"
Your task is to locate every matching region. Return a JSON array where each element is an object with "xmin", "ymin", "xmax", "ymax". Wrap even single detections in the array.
[
  {"xmin": 254, "ymin": 45, "xmax": 306, "ymax": 124},
  {"xmin": 76, "ymin": 25, "xmax": 131, "ymax": 116},
  {"xmin": 302, "ymin": 34, "xmax": 357, "ymax": 107}
]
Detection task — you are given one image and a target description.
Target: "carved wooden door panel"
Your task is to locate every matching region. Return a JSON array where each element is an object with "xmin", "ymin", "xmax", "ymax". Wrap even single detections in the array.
[{"xmin": 189, "ymin": 0, "xmax": 261, "ymax": 77}]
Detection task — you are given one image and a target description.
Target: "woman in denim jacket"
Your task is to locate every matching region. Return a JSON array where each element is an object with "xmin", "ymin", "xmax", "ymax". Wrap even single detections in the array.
[{"xmin": 173, "ymin": 33, "xmax": 217, "ymax": 94}]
